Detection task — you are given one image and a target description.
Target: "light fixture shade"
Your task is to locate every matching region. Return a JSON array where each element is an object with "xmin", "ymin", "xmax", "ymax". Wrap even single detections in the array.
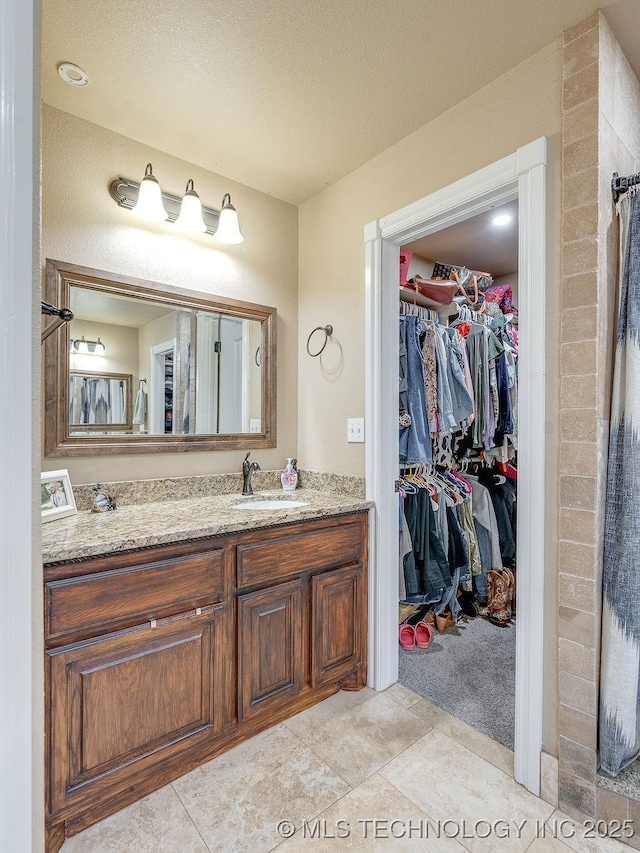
[
  {"xmin": 214, "ymin": 193, "xmax": 244, "ymax": 244},
  {"xmin": 72, "ymin": 335, "xmax": 106, "ymax": 355},
  {"xmin": 132, "ymin": 163, "xmax": 168, "ymax": 222},
  {"xmin": 175, "ymin": 179, "xmax": 207, "ymax": 233}
]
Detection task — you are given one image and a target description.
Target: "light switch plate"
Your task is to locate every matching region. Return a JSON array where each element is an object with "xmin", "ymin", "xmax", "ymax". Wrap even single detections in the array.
[
  {"xmin": 347, "ymin": 418, "xmax": 365, "ymax": 443},
  {"xmin": 250, "ymin": 419, "xmax": 262, "ymax": 433}
]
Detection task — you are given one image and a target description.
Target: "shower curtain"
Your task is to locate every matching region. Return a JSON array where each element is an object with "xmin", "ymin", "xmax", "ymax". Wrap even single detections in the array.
[{"xmin": 599, "ymin": 191, "xmax": 640, "ymax": 776}]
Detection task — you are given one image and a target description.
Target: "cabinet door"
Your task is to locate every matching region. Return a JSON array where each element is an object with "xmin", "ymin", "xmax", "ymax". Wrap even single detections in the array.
[
  {"xmin": 311, "ymin": 564, "xmax": 363, "ymax": 687},
  {"xmin": 237, "ymin": 580, "xmax": 303, "ymax": 723},
  {"xmin": 47, "ymin": 605, "xmax": 224, "ymax": 817}
]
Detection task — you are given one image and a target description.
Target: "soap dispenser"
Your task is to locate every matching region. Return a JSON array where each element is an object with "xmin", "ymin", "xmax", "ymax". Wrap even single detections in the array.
[{"xmin": 281, "ymin": 458, "xmax": 298, "ymax": 491}]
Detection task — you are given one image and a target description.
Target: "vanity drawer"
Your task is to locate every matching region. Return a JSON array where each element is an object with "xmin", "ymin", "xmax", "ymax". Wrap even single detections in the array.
[
  {"xmin": 236, "ymin": 519, "xmax": 364, "ymax": 588},
  {"xmin": 45, "ymin": 550, "xmax": 224, "ymax": 644}
]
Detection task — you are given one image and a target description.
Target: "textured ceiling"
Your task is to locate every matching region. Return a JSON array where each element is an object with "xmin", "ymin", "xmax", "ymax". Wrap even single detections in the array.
[
  {"xmin": 600, "ymin": 0, "xmax": 640, "ymax": 86},
  {"xmin": 42, "ymin": 0, "xmax": 634, "ymax": 205},
  {"xmin": 406, "ymin": 201, "xmax": 519, "ymax": 279}
]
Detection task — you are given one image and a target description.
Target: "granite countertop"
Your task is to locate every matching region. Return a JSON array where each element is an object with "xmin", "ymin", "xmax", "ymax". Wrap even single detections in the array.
[{"xmin": 42, "ymin": 489, "xmax": 373, "ymax": 565}]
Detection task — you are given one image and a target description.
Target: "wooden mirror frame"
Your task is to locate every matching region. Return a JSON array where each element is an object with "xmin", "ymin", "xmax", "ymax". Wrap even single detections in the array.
[{"xmin": 44, "ymin": 259, "xmax": 277, "ymax": 456}]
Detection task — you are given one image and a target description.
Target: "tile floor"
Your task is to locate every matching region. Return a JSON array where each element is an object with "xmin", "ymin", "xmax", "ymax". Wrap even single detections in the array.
[{"xmin": 60, "ymin": 686, "xmax": 628, "ymax": 852}]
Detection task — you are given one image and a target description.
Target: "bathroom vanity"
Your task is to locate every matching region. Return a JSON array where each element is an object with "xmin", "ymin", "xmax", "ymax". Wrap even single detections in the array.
[{"xmin": 43, "ymin": 494, "xmax": 369, "ymax": 852}]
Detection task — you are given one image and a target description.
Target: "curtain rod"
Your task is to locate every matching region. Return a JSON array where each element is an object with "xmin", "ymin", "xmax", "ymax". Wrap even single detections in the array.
[
  {"xmin": 41, "ymin": 301, "xmax": 74, "ymax": 344},
  {"xmin": 612, "ymin": 171, "xmax": 640, "ymax": 204}
]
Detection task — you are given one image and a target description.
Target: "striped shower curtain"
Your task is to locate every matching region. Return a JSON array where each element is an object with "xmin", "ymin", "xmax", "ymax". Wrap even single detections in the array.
[{"xmin": 599, "ymin": 191, "xmax": 640, "ymax": 776}]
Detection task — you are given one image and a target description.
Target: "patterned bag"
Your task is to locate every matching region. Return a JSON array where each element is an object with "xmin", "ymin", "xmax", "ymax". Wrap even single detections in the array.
[{"xmin": 432, "ymin": 262, "xmax": 493, "ymax": 296}]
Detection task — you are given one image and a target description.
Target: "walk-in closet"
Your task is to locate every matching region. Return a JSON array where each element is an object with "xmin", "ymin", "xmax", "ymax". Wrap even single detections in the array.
[{"xmin": 397, "ymin": 200, "xmax": 519, "ymax": 750}]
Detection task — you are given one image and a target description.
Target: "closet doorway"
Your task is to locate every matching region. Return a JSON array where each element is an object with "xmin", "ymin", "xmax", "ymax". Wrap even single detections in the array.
[{"xmin": 364, "ymin": 138, "xmax": 547, "ymax": 795}]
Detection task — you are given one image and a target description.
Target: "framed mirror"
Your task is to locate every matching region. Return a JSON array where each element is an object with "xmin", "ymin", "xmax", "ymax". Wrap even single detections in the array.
[{"xmin": 44, "ymin": 259, "xmax": 277, "ymax": 455}]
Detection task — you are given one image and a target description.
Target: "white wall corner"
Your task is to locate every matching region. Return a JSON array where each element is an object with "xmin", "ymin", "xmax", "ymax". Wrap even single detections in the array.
[{"xmin": 517, "ymin": 137, "xmax": 548, "ymax": 174}]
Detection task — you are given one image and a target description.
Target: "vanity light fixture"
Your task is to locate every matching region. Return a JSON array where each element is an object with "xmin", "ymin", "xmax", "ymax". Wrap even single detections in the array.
[
  {"xmin": 72, "ymin": 336, "xmax": 106, "ymax": 355},
  {"xmin": 109, "ymin": 169, "xmax": 244, "ymax": 244},
  {"xmin": 174, "ymin": 179, "xmax": 207, "ymax": 233},
  {"xmin": 131, "ymin": 164, "xmax": 168, "ymax": 222},
  {"xmin": 213, "ymin": 194, "xmax": 244, "ymax": 244},
  {"xmin": 492, "ymin": 213, "xmax": 512, "ymax": 227}
]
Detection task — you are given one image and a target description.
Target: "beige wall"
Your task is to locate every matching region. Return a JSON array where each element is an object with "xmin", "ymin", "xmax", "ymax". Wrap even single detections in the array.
[
  {"xmin": 69, "ymin": 319, "xmax": 140, "ymax": 382},
  {"xmin": 406, "ymin": 254, "xmax": 435, "ymax": 280},
  {"xmin": 41, "ymin": 104, "xmax": 299, "ymax": 483},
  {"xmin": 298, "ymin": 39, "xmax": 563, "ymax": 753}
]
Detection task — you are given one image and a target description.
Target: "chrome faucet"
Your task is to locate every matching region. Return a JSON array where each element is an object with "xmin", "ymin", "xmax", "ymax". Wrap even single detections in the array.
[{"xmin": 242, "ymin": 452, "xmax": 261, "ymax": 496}]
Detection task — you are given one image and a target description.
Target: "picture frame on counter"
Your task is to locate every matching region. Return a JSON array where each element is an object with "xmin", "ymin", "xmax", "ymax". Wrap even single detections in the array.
[{"xmin": 41, "ymin": 469, "xmax": 77, "ymax": 523}]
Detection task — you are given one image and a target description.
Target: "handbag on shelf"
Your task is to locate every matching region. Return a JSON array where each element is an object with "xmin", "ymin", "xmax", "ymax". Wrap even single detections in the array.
[
  {"xmin": 404, "ymin": 276, "xmax": 458, "ymax": 305},
  {"xmin": 431, "ymin": 262, "xmax": 493, "ymax": 296}
]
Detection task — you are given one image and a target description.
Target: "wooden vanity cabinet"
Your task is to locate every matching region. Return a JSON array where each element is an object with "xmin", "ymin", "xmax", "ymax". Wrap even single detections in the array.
[
  {"xmin": 45, "ymin": 511, "xmax": 368, "ymax": 852},
  {"xmin": 47, "ymin": 605, "xmax": 225, "ymax": 816},
  {"xmin": 237, "ymin": 579, "xmax": 305, "ymax": 722}
]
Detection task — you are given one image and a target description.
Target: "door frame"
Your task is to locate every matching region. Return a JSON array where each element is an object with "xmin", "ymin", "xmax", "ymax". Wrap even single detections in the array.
[
  {"xmin": 150, "ymin": 338, "xmax": 177, "ymax": 434},
  {"xmin": 364, "ymin": 138, "xmax": 547, "ymax": 794},
  {"xmin": 0, "ymin": 0, "xmax": 41, "ymax": 848}
]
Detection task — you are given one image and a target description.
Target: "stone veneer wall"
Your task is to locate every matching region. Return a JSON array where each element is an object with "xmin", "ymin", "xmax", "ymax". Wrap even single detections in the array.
[{"xmin": 556, "ymin": 11, "xmax": 640, "ymax": 834}]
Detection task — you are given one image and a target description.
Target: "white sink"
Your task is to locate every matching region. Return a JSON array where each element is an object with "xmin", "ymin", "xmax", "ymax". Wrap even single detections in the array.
[{"xmin": 231, "ymin": 499, "xmax": 310, "ymax": 510}]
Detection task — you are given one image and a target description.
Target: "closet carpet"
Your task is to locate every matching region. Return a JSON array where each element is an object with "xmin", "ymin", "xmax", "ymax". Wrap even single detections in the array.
[{"xmin": 398, "ymin": 615, "xmax": 516, "ymax": 749}]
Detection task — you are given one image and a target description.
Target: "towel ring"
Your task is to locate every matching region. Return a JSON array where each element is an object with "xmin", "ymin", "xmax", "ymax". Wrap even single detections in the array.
[{"xmin": 306, "ymin": 324, "xmax": 333, "ymax": 357}]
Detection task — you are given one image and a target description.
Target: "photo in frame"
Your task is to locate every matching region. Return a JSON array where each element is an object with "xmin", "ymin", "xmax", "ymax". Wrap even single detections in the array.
[{"xmin": 41, "ymin": 469, "xmax": 77, "ymax": 523}]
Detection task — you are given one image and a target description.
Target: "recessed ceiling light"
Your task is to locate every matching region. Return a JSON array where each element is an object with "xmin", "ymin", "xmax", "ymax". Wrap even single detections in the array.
[
  {"xmin": 492, "ymin": 213, "xmax": 512, "ymax": 227},
  {"xmin": 58, "ymin": 62, "xmax": 89, "ymax": 87}
]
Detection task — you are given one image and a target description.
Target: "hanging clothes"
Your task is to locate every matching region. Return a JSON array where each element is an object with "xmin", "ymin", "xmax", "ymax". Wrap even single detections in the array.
[
  {"xmin": 399, "ymin": 315, "xmax": 432, "ymax": 464},
  {"xmin": 600, "ymin": 191, "xmax": 640, "ymax": 777},
  {"xmin": 402, "ymin": 488, "xmax": 451, "ymax": 600},
  {"xmin": 397, "ymin": 276, "xmax": 518, "ymax": 630}
]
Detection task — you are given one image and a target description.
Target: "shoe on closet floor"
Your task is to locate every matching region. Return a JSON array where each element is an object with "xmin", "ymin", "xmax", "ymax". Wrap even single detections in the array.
[
  {"xmin": 415, "ymin": 621, "xmax": 434, "ymax": 648},
  {"xmin": 487, "ymin": 570, "xmax": 510, "ymax": 628},
  {"xmin": 457, "ymin": 589, "xmax": 477, "ymax": 618},
  {"xmin": 435, "ymin": 609, "xmax": 454, "ymax": 633},
  {"xmin": 399, "ymin": 624, "xmax": 416, "ymax": 650}
]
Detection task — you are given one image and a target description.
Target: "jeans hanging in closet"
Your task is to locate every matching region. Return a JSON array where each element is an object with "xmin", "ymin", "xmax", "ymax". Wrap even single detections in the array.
[
  {"xmin": 444, "ymin": 328, "xmax": 474, "ymax": 426},
  {"xmin": 446, "ymin": 504, "xmax": 470, "ymax": 583},
  {"xmin": 493, "ymin": 341, "xmax": 514, "ymax": 445},
  {"xmin": 399, "ymin": 315, "xmax": 432, "ymax": 464},
  {"xmin": 473, "ymin": 519, "xmax": 492, "ymax": 604},
  {"xmin": 434, "ymin": 327, "xmax": 458, "ymax": 433},
  {"xmin": 488, "ymin": 483, "xmax": 517, "ymax": 566},
  {"xmin": 402, "ymin": 489, "xmax": 450, "ymax": 599}
]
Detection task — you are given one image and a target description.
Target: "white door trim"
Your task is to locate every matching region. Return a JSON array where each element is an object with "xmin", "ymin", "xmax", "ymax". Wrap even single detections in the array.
[
  {"xmin": 150, "ymin": 338, "xmax": 177, "ymax": 434},
  {"xmin": 364, "ymin": 138, "xmax": 547, "ymax": 795},
  {"xmin": 0, "ymin": 0, "xmax": 40, "ymax": 848}
]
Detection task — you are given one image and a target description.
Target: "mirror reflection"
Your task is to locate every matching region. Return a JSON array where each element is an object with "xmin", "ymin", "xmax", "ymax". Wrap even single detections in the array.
[
  {"xmin": 70, "ymin": 370, "xmax": 132, "ymax": 430},
  {"xmin": 68, "ymin": 286, "xmax": 263, "ymax": 436}
]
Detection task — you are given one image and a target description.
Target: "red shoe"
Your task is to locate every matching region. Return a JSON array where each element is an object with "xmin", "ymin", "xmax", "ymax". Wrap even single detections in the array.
[
  {"xmin": 415, "ymin": 621, "xmax": 434, "ymax": 648},
  {"xmin": 399, "ymin": 624, "xmax": 416, "ymax": 650}
]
